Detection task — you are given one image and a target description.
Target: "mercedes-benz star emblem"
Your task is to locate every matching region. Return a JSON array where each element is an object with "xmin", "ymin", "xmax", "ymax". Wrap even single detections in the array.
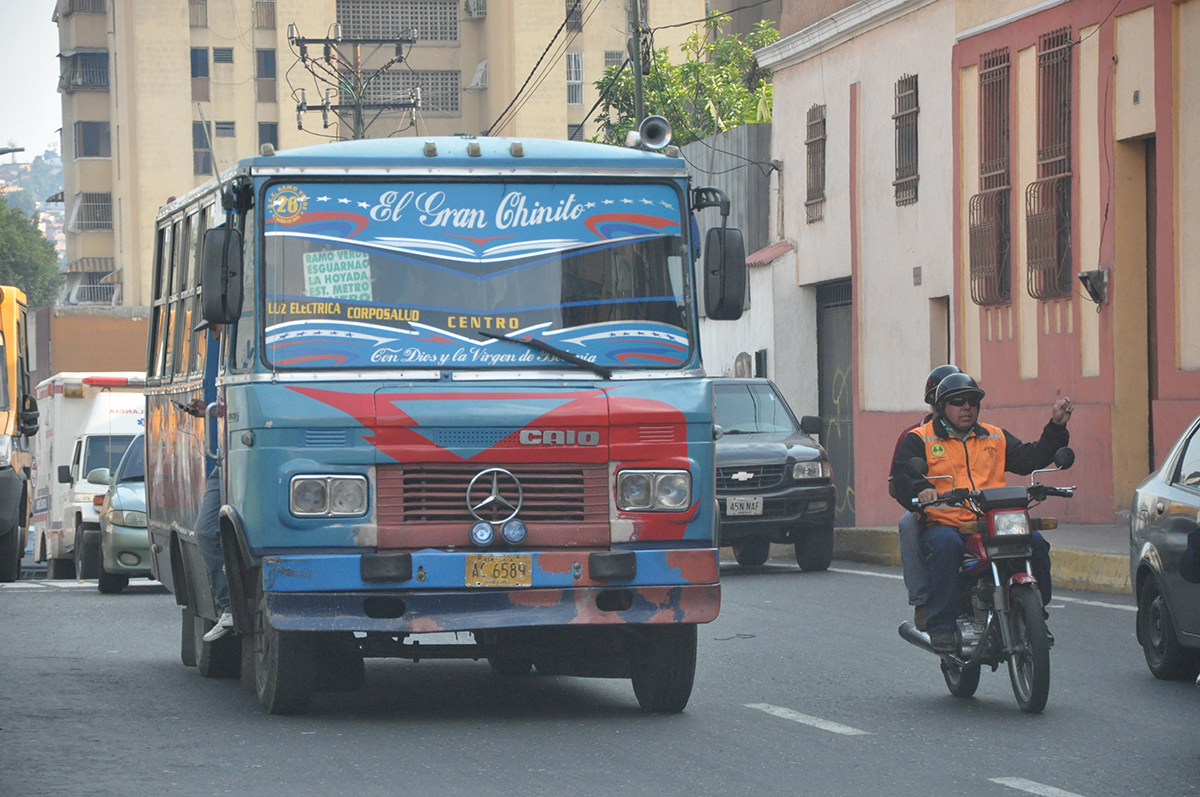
[{"xmin": 466, "ymin": 468, "xmax": 523, "ymax": 524}]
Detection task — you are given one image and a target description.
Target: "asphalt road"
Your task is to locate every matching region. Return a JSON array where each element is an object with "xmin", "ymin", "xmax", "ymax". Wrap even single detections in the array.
[{"xmin": 0, "ymin": 558, "xmax": 1195, "ymax": 797}]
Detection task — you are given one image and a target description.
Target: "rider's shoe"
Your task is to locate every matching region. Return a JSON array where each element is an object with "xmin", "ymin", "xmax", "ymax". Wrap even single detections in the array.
[
  {"xmin": 929, "ymin": 627, "xmax": 957, "ymax": 653},
  {"xmin": 913, "ymin": 605, "xmax": 929, "ymax": 632}
]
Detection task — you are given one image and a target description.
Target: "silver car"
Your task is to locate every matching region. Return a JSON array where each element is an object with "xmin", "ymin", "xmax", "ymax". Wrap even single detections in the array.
[
  {"xmin": 1130, "ymin": 415, "xmax": 1200, "ymax": 679},
  {"xmin": 90, "ymin": 432, "xmax": 150, "ymax": 594}
]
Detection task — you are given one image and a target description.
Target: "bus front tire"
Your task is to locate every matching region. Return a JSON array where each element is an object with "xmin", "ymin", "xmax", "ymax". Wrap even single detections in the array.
[
  {"xmin": 629, "ymin": 624, "xmax": 697, "ymax": 713},
  {"xmin": 254, "ymin": 584, "xmax": 315, "ymax": 714}
]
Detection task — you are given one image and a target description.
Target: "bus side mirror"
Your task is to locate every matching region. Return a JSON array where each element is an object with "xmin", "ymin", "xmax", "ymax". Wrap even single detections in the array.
[
  {"xmin": 18, "ymin": 393, "xmax": 39, "ymax": 437},
  {"xmin": 201, "ymin": 226, "xmax": 244, "ymax": 325},
  {"xmin": 704, "ymin": 227, "xmax": 746, "ymax": 321}
]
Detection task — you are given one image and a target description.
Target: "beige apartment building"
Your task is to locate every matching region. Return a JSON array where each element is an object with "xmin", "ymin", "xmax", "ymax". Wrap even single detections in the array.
[{"xmin": 55, "ymin": 0, "xmax": 716, "ymax": 310}]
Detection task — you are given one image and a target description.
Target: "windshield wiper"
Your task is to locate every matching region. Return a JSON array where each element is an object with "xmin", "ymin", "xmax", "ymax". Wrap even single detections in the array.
[{"xmin": 476, "ymin": 330, "xmax": 613, "ymax": 379}]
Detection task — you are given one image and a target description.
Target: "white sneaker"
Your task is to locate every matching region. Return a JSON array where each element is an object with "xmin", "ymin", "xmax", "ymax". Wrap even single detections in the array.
[{"xmin": 202, "ymin": 611, "xmax": 234, "ymax": 643}]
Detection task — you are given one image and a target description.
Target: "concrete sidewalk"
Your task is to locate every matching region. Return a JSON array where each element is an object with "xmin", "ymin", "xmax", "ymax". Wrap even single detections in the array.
[{"xmin": 819, "ymin": 522, "xmax": 1131, "ymax": 594}]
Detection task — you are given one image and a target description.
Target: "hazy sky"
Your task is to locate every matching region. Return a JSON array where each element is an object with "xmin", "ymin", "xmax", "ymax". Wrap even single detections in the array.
[{"xmin": 2, "ymin": 0, "xmax": 63, "ymax": 163}]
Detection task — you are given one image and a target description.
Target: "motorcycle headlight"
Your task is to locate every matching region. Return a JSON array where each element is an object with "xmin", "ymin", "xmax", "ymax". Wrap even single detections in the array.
[
  {"xmin": 616, "ymin": 470, "xmax": 691, "ymax": 512},
  {"xmin": 109, "ymin": 509, "xmax": 148, "ymax": 528},
  {"xmin": 992, "ymin": 511, "xmax": 1031, "ymax": 537}
]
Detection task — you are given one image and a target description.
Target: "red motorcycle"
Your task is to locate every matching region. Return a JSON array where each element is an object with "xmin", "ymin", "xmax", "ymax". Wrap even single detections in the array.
[{"xmin": 899, "ymin": 448, "xmax": 1075, "ymax": 713}]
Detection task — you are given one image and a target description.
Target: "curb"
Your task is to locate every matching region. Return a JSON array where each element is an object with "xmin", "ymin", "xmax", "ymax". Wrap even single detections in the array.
[{"xmin": 757, "ymin": 527, "xmax": 1132, "ymax": 595}]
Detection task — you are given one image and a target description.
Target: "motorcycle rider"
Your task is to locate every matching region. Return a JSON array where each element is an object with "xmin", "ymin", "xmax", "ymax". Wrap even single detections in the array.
[
  {"xmin": 891, "ymin": 373, "xmax": 1073, "ymax": 653},
  {"xmin": 889, "ymin": 364, "xmax": 961, "ymax": 631}
]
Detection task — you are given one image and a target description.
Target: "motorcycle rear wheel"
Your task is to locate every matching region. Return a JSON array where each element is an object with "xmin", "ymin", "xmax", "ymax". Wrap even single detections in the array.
[
  {"xmin": 941, "ymin": 659, "xmax": 981, "ymax": 698},
  {"xmin": 1007, "ymin": 584, "xmax": 1050, "ymax": 714}
]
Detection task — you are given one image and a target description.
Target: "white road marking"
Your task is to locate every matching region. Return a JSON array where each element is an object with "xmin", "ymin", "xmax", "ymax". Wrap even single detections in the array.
[
  {"xmin": 989, "ymin": 777, "xmax": 1088, "ymax": 797},
  {"xmin": 0, "ymin": 582, "xmax": 47, "ymax": 589},
  {"xmin": 1054, "ymin": 595, "xmax": 1136, "ymax": 612},
  {"xmin": 744, "ymin": 703, "xmax": 872, "ymax": 736},
  {"xmin": 829, "ymin": 567, "xmax": 903, "ymax": 580}
]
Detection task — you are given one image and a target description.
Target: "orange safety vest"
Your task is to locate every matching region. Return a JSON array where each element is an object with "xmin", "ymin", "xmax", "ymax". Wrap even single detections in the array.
[{"xmin": 918, "ymin": 418, "xmax": 1007, "ymax": 528}]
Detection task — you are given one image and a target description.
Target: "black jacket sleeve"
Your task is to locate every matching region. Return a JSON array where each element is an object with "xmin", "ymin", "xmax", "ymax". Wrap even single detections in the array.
[
  {"xmin": 891, "ymin": 431, "xmax": 933, "ymax": 510},
  {"xmin": 1002, "ymin": 421, "xmax": 1070, "ymax": 475}
]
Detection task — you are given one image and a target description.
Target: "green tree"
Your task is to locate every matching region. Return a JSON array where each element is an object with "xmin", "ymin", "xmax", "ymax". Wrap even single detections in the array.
[
  {"xmin": 591, "ymin": 16, "xmax": 779, "ymax": 147},
  {"xmin": 0, "ymin": 196, "xmax": 61, "ymax": 307},
  {"xmin": 6, "ymin": 149, "xmax": 64, "ymax": 219}
]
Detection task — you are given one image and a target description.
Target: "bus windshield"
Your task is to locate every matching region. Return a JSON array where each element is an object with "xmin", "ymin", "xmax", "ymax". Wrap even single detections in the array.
[{"xmin": 261, "ymin": 180, "xmax": 690, "ymax": 371}]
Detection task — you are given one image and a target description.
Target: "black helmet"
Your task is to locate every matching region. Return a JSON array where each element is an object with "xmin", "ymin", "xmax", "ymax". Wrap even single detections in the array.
[
  {"xmin": 935, "ymin": 372, "xmax": 985, "ymax": 407},
  {"xmin": 923, "ymin": 364, "xmax": 961, "ymax": 405}
]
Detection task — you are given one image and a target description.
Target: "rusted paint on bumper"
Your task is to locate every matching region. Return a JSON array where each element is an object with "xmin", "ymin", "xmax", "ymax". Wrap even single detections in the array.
[{"xmin": 265, "ymin": 583, "xmax": 720, "ymax": 633}]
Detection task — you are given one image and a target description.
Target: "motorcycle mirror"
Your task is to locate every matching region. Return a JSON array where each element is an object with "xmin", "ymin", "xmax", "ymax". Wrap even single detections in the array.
[
  {"xmin": 1053, "ymin": 447, "xmax": 1075, "ymax": 470},
  {"xmin": 906, "ymin": 457, "xmax": 928, "ymax": 477}
]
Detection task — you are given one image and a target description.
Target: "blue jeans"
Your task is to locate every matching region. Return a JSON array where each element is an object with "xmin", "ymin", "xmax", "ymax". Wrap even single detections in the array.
[
  {"xmin": 195, "ymin": 467, "xmax": 229, "ymax": 612},
  {"xmin": 923, "ymin": 524, "xmax": 1052, "ymax": 632},
  {"xmin": 898, "ymin": 511, "xmax": 927, "ymax": 606}
]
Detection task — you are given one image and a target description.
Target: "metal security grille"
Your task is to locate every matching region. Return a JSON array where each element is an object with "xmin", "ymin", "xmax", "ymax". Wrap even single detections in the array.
[
  {"xmin": 189, "ymin": 0, "xmax": 207, "ymax": 27},
  {"xmin": 377, "ymin": 463, "xmax": 608, "ymax": 523},
  {"xmin": 893, "ymin": 74, "xmax": 919, "ymax": 206},
  {"xmin": 717, "ymin": 465, "xmax": 785, "ymax": 491},
  {"xmin": 254, "ymin": 0, "xmax": 275, "ymax": 29},
  {"xmin": 604, "ymin": 50, "xmax": 625, "ymax": 68},
  {"xmin": 60, "ymin": 52, "xmax": 109, "ymax": 91},
  {"xmin": 69, "ymin": 193, "xmax": 113, "ymax": 232},
  {"xmin": 337, "ymin": 0, "xmax": 458, "ymax": 41},
  {"xmin": 213, "ymin": 47, "xmax": 234, "ymax": 63},
  {"xmin": 1026, "ymin": 27, "xmax": 1073, "ymax": 300},
  {"xmin": 566, "ymin": 52, "xmax": 584, "ymax": 105},
  {"xmin": 68, "ymin": 0, "xmax": 107, "ymax": 12},
  {"xmin": 969, "ymin": 48, "xmax": 1012, "ymax": 306},
  {"xmin": 566, "ymin": 0, "xmax": 583, "ymax": 31},
  {"xmin": 805, "ymin": 104, "xmax": 826, "ymax": 223},
  {"xmin": 361, "ymin": 69, "xmax": 460, "ymax": 112}
]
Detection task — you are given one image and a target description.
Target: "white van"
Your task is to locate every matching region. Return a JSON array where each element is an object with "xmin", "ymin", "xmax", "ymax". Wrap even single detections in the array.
[{"xmin": 31, "ymin": 373, "xmax": 145, "ymax": 579}]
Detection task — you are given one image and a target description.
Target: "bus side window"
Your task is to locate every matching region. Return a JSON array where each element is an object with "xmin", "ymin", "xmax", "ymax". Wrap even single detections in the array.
[
  {"xmin": 190, "ymin": 204, "xmax": 212, "ymax": 376},
  {"xmin": 172, "ymin": 212, "xmax": 199, "ymax": 377},
  {"xmin": 231, "ymin": 210, "xmax": 257, "ymax": 373},
  {"xmin": 162, "ymin": 219, "xmax": 183, "ymax": 380},
  {"xmin": 150, "ymin": 225, "xmax": 172, "ymax": 379}
]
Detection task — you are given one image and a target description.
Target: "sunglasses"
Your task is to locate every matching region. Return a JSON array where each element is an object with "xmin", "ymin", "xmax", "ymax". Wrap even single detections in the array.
[{"xmin": 945, "ymin": 396, "xmax": 981, "ymax": 408}]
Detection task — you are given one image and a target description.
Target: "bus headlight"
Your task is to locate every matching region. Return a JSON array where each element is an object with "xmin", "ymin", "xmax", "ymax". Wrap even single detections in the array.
[
  {"xmin": 289, "ymin": 475, "xmax": 370, "ymax": 518},
  {"xmin": 616, "ymin": 470, "xmax": 691, "ymax": 512}
]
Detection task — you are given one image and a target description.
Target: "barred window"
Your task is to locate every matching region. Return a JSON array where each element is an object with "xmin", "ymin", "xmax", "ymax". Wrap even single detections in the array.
[
  {"xmin": 254, "ymin": 0, "xmax": 276, "ymax": 29},
  {"xmin": 189, "ymin": 0, "xmax": 207, "ymax": 27},
  {"xmin": 67, "ymin": 0, "xmax": 106, "ymax": 14},
  {"xmin": 893, "ymin": 74, "xmax": 918, "ymax": 206},
  {"xmin": 213, "ymin": 47, "xmax": 234, "ymax": 64},
  {"xmin": 604, "ymin": 50, "xmax": 625, "ymax": 69},
  {"xmin": 362, "ymin": 70, "xmax": 460, "ymax": 113},
  {"xmin": 337, "ymin": 0, "xmax": 458, "ymax": 41},
  {"xmin": 568, "ymin": 124, "xmax": 584, "ymax": 141},
  {"xmin": 566, "ymin": 0, "xmax": 583, "ymax": 32},
  {"xmin": 1026, "ymin": 27, "xmax": 1073, "ymax": 301},
  {"xmin": 566, "ymin": 52, "xmax": 584, "ymax": 105},
  {"xmin": 969, "ymin": 48, "xmax": 1012, "ymax": 307},
  {"xmin": 69, "ymin": 193, "xmax": 113, "ymax": 232},
  {"xmin": 215, "ymin": 121, "xmax": 236, "ymax": 137},
  {"xmin": 59, "ymin": 52, "xmax": 109, "ymax": 92},
  {"xmin": 805, "ymin": 104, "xmax": 826, "ymax": 223}
]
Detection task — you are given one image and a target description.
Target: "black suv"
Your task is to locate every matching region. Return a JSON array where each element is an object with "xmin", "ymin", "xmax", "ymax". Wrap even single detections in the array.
[{"xmin": 713, "ymin": 378, "xmax": 836, "ymax": 570}]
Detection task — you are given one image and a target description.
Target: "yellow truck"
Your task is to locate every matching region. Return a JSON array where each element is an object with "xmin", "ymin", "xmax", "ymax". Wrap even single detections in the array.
[{"xmin": 0, "ymin": 286, "xmax": 39, "ymax": 581}]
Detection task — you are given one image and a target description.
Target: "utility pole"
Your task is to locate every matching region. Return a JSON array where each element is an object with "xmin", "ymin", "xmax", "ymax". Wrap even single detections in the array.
[
  {"xmin": 629, "ymin": 0, "xmax": 645, "ymax": 125},
  {"xmin": 288, "ymin": 23, "xmax": 420, "ymax": 140}
]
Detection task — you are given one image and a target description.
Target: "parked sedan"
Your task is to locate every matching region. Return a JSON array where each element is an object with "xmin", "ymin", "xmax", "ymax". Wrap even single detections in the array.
[
  {"xmin": 88, "ymin": 432, "xmax": 150, "ymax": 594},
  {"xmin": 713, "ymin": 378, "xmax": 835, "ymax": 570},
  {"xmin": 1130, "ymin": 415, "xmax": 1200, "ymax": 680}
]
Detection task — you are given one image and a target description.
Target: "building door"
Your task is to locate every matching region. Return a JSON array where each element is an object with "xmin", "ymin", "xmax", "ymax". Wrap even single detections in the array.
[{"xmin": 817, "ymin": 280, "xmax": 854, "ymax": 526}]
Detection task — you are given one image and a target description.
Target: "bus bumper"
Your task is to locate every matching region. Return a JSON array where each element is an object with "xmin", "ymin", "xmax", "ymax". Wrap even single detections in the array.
[{"xmin": 259, "ymin": 548, "xmax": 721, "ymax": 633}]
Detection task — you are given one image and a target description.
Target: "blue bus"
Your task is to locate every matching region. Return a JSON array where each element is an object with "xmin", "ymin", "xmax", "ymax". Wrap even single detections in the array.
[{"xmin": 146, "ymin": 126, "xmax": 746, "ymax": 714}]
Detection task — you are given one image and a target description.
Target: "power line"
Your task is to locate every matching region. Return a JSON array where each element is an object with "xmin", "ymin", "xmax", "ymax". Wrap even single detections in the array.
[
  {"xmin": 484, "ymin": 5, "xmax": 576, "ymax": 135},
  {"xmin": 649, "ymin": 0, "xmax": 777, "ymax": 33}
]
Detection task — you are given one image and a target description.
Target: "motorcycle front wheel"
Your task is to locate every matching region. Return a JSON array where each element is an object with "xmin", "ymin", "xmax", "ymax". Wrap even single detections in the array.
[{"xmin": 1007, "ymin": 584, "xmax": 1050, "ymax": 713}]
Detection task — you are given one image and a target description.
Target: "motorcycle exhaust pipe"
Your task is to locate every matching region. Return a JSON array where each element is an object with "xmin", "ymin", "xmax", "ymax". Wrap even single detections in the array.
[{"xmin": 898, "ymin": 621, "xmax": 936, "ymax": 654}]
